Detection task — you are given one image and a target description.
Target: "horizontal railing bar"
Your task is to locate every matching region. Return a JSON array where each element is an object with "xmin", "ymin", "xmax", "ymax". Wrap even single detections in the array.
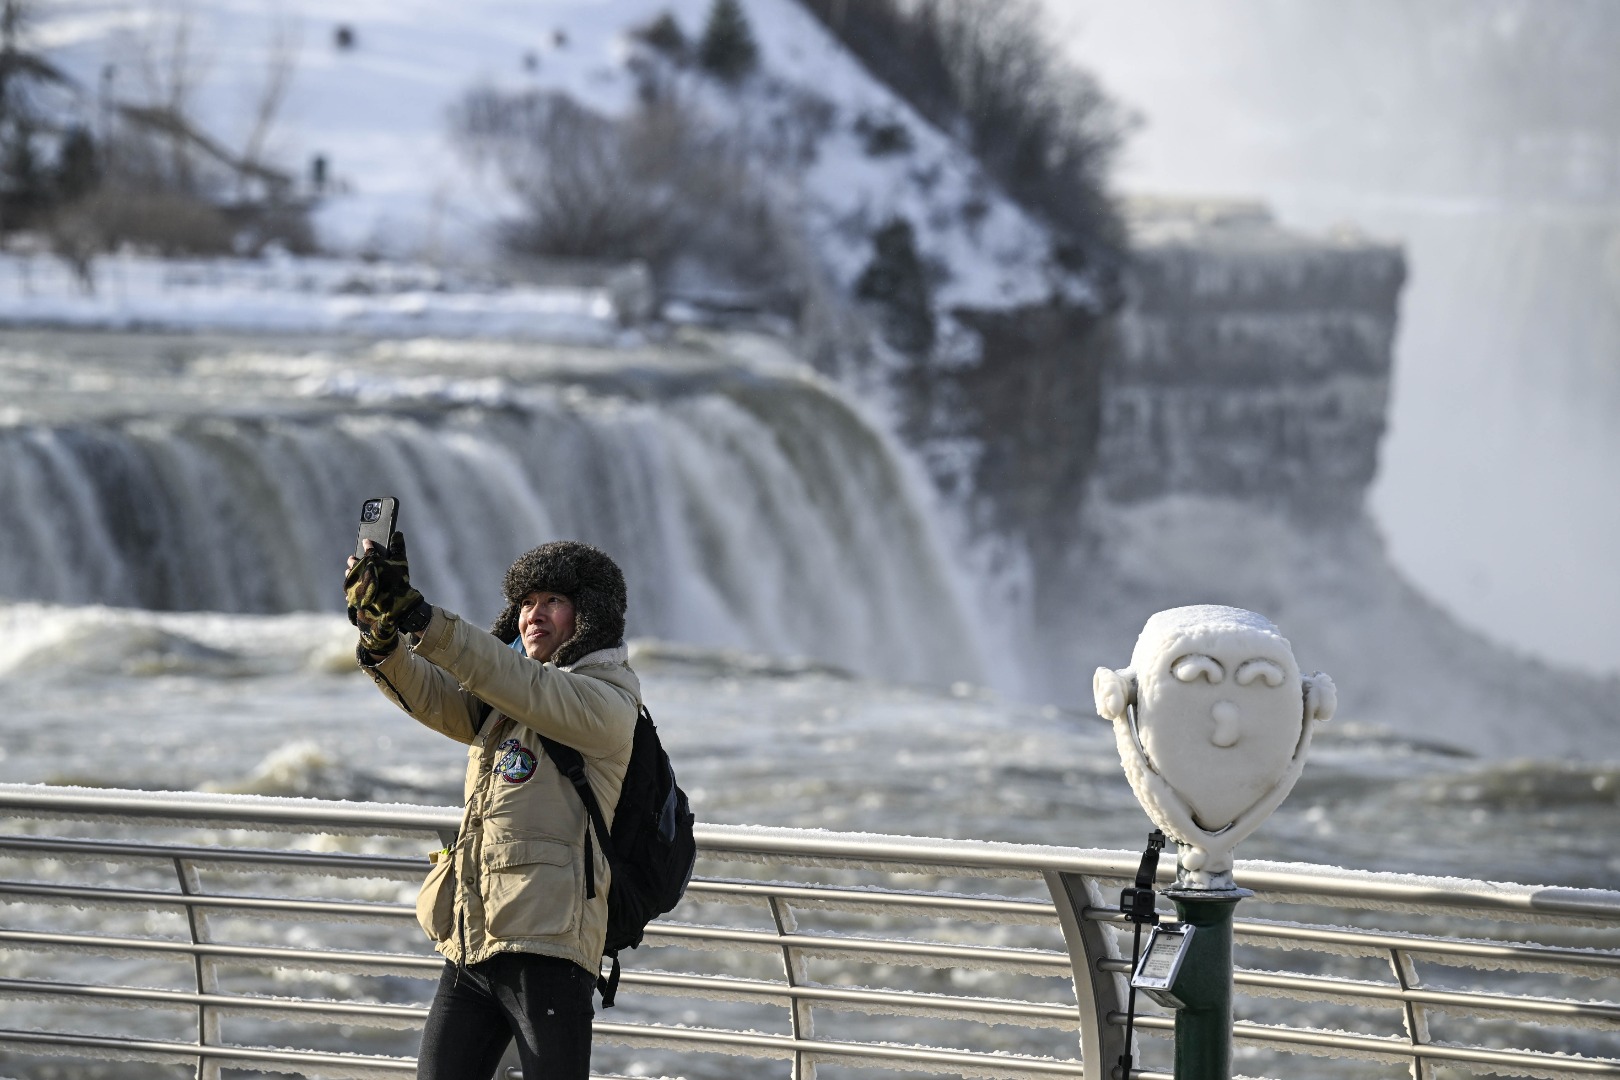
[
  {"xmin": 1239, "ymin": 968, "xmax": 1620, "ymax": 1026},
  {"xmin": 0, "ymin": 1027, "xmax": 416, "ymax": 1070},
  {"xmin": 0, "ymin": 840, "xmax": 1052, "ymax": 920},
  {"xmin": 621, "ymin": 970, "xmax": 1078, "ymax": 1024},
  {"xmin": 0, "ymin": 785, "xmax": 454, "ymax": 836},
  {"xmin": 1232, "ymin": 917, "xmax": 1620, "ymax": 970},
  {"xmin": 0, "ymin": 1024, "xmax": 1090, "ymax": 1079},
  {"xmin": 1095, "ymin": 960, "xmax": 1620, "ymax": 1025},
  {"xmin": 0, "ymin": 838, "xmax": 1052, "ymax": 918},
  {"xmin": 687, "ymin": 878, "xmax": 1057, "ymax": 919},
  {"xmin": 591, "ymin": 1020, "xmax": 1085, "ymax": 1075},
  {"xmin": 0, "ymin": 977, "xmax": 428, "ymax": 1021},
  {"xmin": 1228, "ymin": 874, "xmax": 1620, "ymax": 924},
  {"xmin": 693, "ymin": 825, "xmax": 1620, "ymax": 922},
  {"xmin": 7, "ymin": 922, "xmax": 1062, "ymax": 976},
  {"xmin": 0, "ymin": 970, "xmax": 1078, "ymax": 1030},
  {"xmin": 692, "ymin": 826, "xmax": 1153, "ymax": 881},
  {"xmin": 0, "ymin": 833, "xmax": 428, "ymax": 875},
  {"xmin": 0, "ymin": 880, "xmax": 415, "ymax": 919},
  {"xmin": 1111, "ymin": 1013, "xmax": 1620, "ymax": 1073},
  {"xmin": 644, "ymin": 922, "xmax": 1071, "ymax": 971},
  {"xmin": 1085, "ymin": 907, "xmax": 1620, "ymax": 973},
  {"xmin": 0, "ymin": 928, "xmax": 441, "ymax": 972}
]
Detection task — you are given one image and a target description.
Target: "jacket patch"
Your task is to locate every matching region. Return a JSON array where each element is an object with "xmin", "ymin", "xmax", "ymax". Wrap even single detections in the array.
[{"xmin": 494, "ymin": 739, "xmax": 538, "ymax": 784}]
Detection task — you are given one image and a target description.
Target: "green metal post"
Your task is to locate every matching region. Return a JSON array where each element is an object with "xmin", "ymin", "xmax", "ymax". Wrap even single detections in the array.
[{"xmin": 1167, "ymin": 889, "xmax": 1248, "ymax": 1080}]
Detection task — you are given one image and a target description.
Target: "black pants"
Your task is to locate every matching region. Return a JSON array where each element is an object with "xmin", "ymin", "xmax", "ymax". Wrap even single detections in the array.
[{"xmin": 417, "ymin": 953, "xmax": 595, "ymax": 1080}]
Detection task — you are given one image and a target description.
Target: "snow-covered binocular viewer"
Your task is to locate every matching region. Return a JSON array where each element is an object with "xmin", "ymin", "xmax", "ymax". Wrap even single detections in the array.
[{"xmin": 1094, "ymin": 605, "xmax": 1336, "ymax": 891}]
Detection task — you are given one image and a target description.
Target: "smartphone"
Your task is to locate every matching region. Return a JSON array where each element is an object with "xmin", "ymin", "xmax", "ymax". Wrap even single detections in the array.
[{"xmin": 355, "ymin": 497, "xmax": 399, "ymax": 558}]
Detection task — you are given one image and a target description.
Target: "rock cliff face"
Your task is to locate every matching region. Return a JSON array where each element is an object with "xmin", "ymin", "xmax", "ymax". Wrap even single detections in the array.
[
  {"xmin": 884, "ymin": 301, "xmax": 1112, "ymax": 576},
  {"xmin": 1098, "ymin": 200, "xmax": 1406, "ymax": 522}
]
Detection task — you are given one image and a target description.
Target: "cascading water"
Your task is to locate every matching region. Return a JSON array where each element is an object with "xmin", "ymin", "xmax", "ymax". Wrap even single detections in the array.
[{"xmin": 0, "ymin": 331, "xmax": 983, "ymax": 689}]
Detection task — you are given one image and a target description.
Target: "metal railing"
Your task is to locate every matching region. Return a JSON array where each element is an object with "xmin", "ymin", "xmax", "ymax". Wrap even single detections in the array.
[{"xmin": 1, "ymin": 783, "xmax": 1617, "ymax": 1080}]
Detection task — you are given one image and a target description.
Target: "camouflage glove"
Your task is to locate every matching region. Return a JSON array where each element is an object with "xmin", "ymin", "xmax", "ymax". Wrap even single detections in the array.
[
  {"xmin": 356, "ymin": 611, "xmax": 401, "ymax": 657},
  {"xmin": 344, "ymin": 531, "xmax": 427, "ymax": 656}
]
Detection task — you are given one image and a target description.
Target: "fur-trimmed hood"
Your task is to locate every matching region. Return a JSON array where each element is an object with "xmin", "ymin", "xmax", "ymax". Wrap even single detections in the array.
[{"xmin": 490, "ymin": 541, "xmax": 627, "ymax": 669}]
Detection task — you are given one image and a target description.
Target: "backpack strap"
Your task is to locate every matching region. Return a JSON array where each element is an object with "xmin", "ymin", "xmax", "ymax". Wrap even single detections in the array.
[
  {"xmin": 600, "ymin": 953, "xmax": 622, "ymax": 1007},
  {"xmin": 537, "ymin": 704, "xmax": 651, "ymax": 867},
  {"xmin": 536, "ymin": 734, "xmax": 614, "ymax": 898},
  {"xmin": 537, "ymin": 704, "xmax": 653, "ymax": 1009}
]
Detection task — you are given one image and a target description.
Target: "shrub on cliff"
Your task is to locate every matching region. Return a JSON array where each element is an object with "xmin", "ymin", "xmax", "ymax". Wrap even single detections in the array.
[
  {"xmin": 449, "ymin": 85, "xmax": 800, "ymax": 306},
  {"xmin": 795, "ymin": 0, "xmax": 1131, "ymax": 294},
  {"xmin": 855, "ymin": 217, "xmax": 934, "ymax": 356}
]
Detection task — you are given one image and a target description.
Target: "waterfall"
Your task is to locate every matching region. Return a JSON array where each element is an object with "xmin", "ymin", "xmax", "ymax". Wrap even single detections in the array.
[{"xmin": 0, "ymin": 334, "xmax": 983, "ymax": 688}]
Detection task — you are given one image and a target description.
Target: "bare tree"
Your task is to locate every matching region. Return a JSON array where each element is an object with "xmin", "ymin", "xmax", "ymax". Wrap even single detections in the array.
[
  {"xmin": 130, "ymin": 0, "xmax": 216, "ymax": 194},
  {"xmin": 238, "ymin": 6, "xmax": 300, "ymax": 197},
  {"xmin": 449, "ymin": 86, "xmax": 803, "ymax": 307},
  {"xmin": 0, "ymin": 0, "xmax": 81, "ymax": 230},
  {"xmin": 58, "ymin": 0, "xmax": 312, "ymax": 258}
]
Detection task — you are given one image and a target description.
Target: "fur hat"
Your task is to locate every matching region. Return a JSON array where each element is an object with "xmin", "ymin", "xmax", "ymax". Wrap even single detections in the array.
[{"xmin": 490, "ymin": 541, "xmax": 627, "ymax": 668}]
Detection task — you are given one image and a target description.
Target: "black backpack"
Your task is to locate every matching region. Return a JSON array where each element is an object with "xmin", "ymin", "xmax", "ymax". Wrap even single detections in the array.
[{"xmin": 538, "ymin": 704, "xmax": 696, "ymax": 1007}]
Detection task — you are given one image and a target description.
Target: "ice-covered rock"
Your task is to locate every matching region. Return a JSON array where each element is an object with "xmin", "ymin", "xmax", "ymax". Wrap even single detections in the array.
[{"xmin": 1097, "ymin": 199, "xmax": 1405, "ymax": 523}]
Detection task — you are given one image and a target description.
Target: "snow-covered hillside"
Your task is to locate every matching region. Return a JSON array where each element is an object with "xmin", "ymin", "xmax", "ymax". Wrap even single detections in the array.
[{"xmin": 40, "ymin": 0, "xmax": 1084, "ymax": 316}]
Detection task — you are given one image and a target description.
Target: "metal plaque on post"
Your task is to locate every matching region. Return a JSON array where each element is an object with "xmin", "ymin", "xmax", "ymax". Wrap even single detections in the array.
[{"xmin": 1131, "ymin": 923, "xmax": 1195, "ymax": 1009}]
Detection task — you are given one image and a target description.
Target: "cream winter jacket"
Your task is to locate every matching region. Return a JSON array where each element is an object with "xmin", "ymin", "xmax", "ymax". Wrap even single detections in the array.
[{"xmin": 364, "ymin": 606, "xmax": 639, "ymax": 973}]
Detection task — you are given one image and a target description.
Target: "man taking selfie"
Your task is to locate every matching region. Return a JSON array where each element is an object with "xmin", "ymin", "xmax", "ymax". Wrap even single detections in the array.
[{"xmin": 345, "ymin": 535, "xmax": 637, "ymax": 1080}]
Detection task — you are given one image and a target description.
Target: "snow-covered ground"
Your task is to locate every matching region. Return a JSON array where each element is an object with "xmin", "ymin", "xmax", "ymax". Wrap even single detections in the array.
[{"xmin": 0, "ymin": 250, "xmax": 625, "ymax": 340}]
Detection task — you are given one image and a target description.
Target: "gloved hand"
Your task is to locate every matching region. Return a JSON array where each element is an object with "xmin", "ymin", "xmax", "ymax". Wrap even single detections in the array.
[{"xmin": 344, "ymin": 531, "xmax": 427, "ymax": 656}]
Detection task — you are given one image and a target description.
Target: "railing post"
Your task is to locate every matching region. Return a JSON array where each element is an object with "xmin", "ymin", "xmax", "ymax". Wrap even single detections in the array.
[
  {"xmin": 1389, "ymin": 948, "xmax": 1435, "ymax": 1080},
  {"xmin": 173, "ymin": 857, "xmax": 219, "ymax": 1080},
  {"xmin": 769, "ymin": 896, "xmax": 816, "ymax": 1080},
  {"xmin": 1045, "ymin": 870, "xmax": 1129, "ymax": 1080}
]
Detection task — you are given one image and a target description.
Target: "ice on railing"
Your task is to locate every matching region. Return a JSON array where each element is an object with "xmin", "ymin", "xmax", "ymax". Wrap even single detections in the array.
[
  {"xmin": 1233, "ymin": 971, "xmax": 1620, "ymax": 1034},
  {"xmin": 0, "ymin": 985, "xmax": 427, "ymax": 1032},
  {"xmin": 687, "ymin": 876, "xmax": 1057, "ymax": 924},
  {"xmin": 0, "ymin": 845, "xmax": 430, "ymax": 891},
  {"xmin": 0, "ymin": 925, "xmax": 438, "ymax": 981},
  {"xmin": 1235, "ymin": 857, "xmax": 1620, "ymax": 926},
  {"xmin": 642, "ymin": 924, "xmax": 1067, "ymax": 979},
  {"xmin": 1235, "ymin": 917, "xmax": 1620, "ymax": 978},
  {"xmin": 1228, "ymin": 1017, "xmax": 1620, "ymax": 1080},
  {"xmin": 0, "ymin": 782, "xmax": 457, "ymax": 839},
  {"xmin": 596, "ymin": 1023, "xmax": 1081, "ymax": 1080},
  {"xmin": 0, "ymin": 1030, "xmax": 198, "ymax": 1070},
  {"xmin": 790, "ymin": 981, "xmax": 1075, "ymax": 1033},
  {"xmin": 698, "ymin": 820, "xmax": 1139, "ymax": 883},
  {"xmin": 0, "ymin": 885, "xmax": 416, "ymax": 923}
]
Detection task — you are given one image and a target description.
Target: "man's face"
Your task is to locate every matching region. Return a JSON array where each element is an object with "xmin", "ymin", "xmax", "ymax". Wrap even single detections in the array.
[{"xmin": 518, "ymin": 591, "xmax": 576, "ymax": 662}]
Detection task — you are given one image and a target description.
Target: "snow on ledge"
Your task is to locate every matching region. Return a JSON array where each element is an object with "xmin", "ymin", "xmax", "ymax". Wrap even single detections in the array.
[{"xmin": 0, "ymin": 252, "xmax": 624, "ymax": 343}]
